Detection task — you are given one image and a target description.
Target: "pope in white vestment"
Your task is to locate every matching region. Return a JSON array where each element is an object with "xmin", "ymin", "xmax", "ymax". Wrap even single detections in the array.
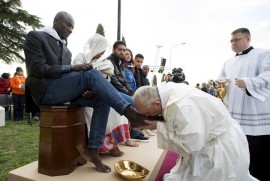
[{"xmin": 134, "ymin": 83, "xmax": 257, "ymax": 181}]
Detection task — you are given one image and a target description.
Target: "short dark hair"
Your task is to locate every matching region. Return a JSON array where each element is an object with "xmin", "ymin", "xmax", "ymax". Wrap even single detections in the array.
[
  {"xmin": 231, "ymin": 28, "xmax": 250, "ymax": 37},
  {"xmin": 135, "ymin": 53, "xmax": 144, "ymax": 59},
  {"xmin": 1, "ymin": 73, "xmax": 10, "ymax": 79},
  {"xmin": 113, "ymin": 40, "xmax": 126, "ymax": 49},
  {"xmin": 16, "ymin": 67, "xmax": 23, "ymax": 72}
]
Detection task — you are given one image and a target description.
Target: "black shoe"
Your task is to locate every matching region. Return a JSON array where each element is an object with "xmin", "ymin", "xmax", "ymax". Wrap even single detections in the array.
[{"xmin": 132, "ymin": 134, "xmax": 149, "ymax": 143}]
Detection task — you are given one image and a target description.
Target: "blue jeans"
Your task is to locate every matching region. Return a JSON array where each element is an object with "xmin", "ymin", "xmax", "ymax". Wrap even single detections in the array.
[
  {"xmin": 40, "ymin": 70, "xmax": 131, "ymax": 148},
  {"xmin": 114, "ymin": 92, "xmax": 141, "ymax": 139},
  {"xmin": 130, "ymin": 128, "xmax": 141, "ymax": 138}
]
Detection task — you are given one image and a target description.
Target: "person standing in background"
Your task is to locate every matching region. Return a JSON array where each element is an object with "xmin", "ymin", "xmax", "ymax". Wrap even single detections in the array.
[
  {"xmin": 107, "ymin": 41, "xmax": 134, "ymax": 96},
  {"xmin": 133, "ymin": 53, "xmax": 144, "ymax": 88},
  {"xmin": 195, "ymin": 83, "xmax": 200, "ymax": 89},
  {"xmin": 10, "ymin": 67, "xmax": 26, "ymax": 121},
  {"xmin": 0, "ymin": 73, "xmax": 11, "ymax": 94},
  {"xmin": 218, "ymin": 27, "xmax": 270, "ymax": 181},
  {"xmin": 124, "ymin": 48, "xmax": 136, "ymax": 91},
  {"xmin": 0, "ymin": 73, "xmax": 12, "ymax": 120},
  {"xmin": 164, "ymin": 73, "xmax": 173, "ymax": 82},
  {"xmin": 141, "ymin": 65, "xmax": 150, "ymax": 86},
  {"xmin": 200, "ymin": 82, "xmax": 208, "ymax": 92}
]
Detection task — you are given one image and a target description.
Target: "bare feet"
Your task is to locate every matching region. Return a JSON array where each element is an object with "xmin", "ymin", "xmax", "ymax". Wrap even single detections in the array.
[
  {"xmin": 77, "ymin": 145, "xmax": 111, "ymax": 173},
  {"xmin": 125, "ymin": 139, "xmax": 139, "ymax": 147},
  {"xmin": 110, "ymin": 146, "xmax": 124, "ymax": 157}
]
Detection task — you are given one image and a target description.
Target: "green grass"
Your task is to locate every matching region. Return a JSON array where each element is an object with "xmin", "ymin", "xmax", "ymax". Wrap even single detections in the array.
[{"xmin": 0, "ymin": 119, "xmax": 39, "ymax": 181}]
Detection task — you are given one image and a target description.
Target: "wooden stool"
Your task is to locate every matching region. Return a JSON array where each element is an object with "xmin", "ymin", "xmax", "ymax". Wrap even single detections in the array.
[{"xmin": 38, "ymin": 105, "xmax": 87, "ymax": 176}]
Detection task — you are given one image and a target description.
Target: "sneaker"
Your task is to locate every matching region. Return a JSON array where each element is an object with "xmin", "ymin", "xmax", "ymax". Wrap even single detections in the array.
[
  {"xmin": 144, "ymin": 129, "xmax": 156, "ymax": 136},
  {"xmin": 132, "ymin": 134, "xmax": 149, "ymax": 143}
]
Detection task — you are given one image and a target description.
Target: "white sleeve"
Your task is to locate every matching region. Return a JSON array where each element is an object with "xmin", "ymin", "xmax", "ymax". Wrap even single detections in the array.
[
  {"xmin": 244, "ymin": 50, "xmax": 270, "ymax": 101},
  {"xmin": 72, "ymin": 53, "xmax": 86, "ymax": 65}
]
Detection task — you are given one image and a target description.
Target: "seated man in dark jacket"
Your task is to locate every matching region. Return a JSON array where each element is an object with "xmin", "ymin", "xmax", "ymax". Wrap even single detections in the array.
[{"xmin": 23, "ymin": 11, "xmax": 162, "ymax": 173}]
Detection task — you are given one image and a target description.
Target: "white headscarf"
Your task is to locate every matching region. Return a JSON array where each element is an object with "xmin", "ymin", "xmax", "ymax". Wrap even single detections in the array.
[
  {"xmin": 73, "ymin": 34, "xmax": 114, "ymax": 75},
  {"xmin": 83, "ymin": 33, "xmax": 110, "ymax": 63}
]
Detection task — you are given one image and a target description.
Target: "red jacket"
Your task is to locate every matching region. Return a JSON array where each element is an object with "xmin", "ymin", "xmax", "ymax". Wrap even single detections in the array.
[{"xmin": 0, "ymin": 77, "xmax": 11, "ymax": 94}]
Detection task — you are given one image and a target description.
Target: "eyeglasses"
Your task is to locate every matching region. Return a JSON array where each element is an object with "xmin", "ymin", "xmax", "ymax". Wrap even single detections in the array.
[{"xmin": 230, "ymin": 37, "xmax": 247, "ymax": 43}]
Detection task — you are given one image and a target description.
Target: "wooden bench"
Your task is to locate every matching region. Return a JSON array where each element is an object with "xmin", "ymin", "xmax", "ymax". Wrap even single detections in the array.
[{"xmin": 38, "ymin": 105, "xmax": 87, "ymax": 176}]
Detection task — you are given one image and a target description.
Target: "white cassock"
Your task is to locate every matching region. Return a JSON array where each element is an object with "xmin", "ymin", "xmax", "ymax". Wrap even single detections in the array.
[
  {"xmin": 156, "ymin": 82, "xmax": 257, "ymax": 181},
  {"xmin": 218, "ymin": 48, "xmax": 270, "ymax": 136}
]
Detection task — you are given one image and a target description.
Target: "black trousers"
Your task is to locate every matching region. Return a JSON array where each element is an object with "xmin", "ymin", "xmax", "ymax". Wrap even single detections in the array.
[{"xmin": 247, "ymin": 135, "xmax": 270, "ymax": 181}]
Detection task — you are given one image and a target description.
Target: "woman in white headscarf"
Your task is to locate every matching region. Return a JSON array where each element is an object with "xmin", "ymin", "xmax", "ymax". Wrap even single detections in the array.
[{"xmin": 73, "ymin": 33, "xmax": 137, "ymax": 157}]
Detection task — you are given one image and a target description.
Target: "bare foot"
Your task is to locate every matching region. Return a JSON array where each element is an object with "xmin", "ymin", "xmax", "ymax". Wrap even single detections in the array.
[
  {"xmin": 125, "ymin": 139, "xmax": 139, "ymax": 147},
  {"xmin": 116, "ymin": 147, "xmax": 124, "ymax": 155},
  {"xmin": 77, "ymin": 145, "xmax": 111, "ymax": 173},
  {"xmin": 110, "ymin": 147, "xmax": 124, "ymax": 157}
]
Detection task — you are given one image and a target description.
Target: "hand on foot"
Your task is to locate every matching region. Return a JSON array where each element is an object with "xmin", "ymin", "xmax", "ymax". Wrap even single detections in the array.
[{"xmin": 123, "ymin": 106, "xmax": 164, "ymax": 129}]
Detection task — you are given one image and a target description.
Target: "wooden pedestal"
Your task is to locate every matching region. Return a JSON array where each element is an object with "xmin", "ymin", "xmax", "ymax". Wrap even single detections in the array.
[{"xmin": 38, "ymin": 105, "xmax": 87, "ymax": 176}]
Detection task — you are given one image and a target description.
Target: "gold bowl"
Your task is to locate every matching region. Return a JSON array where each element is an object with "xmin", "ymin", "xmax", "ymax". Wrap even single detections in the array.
[{"xmin": 114, "ymin": 160, "xmax": 150, "ymax": 180}]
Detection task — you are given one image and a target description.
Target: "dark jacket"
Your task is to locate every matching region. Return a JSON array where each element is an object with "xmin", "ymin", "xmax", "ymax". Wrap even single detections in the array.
[
  {"xmin": 140, "ymin": 70, "xmax": 150, "ymax": 86},
  {"xmin": 134, "ymin": 67, "xmax": 142, "ymax": 88},
  {"xmin": 134, "ymin": 68, "xmax": 149, "ymax": 88},
  {"xmin": 23, "ymin": 31, "xmax": 72, "ymax": 104},
  {"xmin": 107, "ymin": 53, "xmax": 134, "ymax": 96}
]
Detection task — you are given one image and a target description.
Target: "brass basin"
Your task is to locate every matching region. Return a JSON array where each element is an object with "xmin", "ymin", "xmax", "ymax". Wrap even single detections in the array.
[{"xmin": 114, "ymin": 160, "xmax": 150, "ymax": 180}]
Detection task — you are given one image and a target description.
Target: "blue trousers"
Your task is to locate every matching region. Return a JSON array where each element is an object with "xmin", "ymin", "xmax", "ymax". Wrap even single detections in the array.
[
  {"xmin": 12, "ymin": 93, "xmax": 25, "ymax": 120},
  {"xmin": 40, "ymin": 70, "xmax": 131, "ymax": 148}
]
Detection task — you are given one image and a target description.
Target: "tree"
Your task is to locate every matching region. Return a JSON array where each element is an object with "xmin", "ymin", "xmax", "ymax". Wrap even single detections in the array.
[
  {"xmin": 0, "ymin": 0, "xmax": 44, "ymax": 64},
  {"xmin": 96, "ymin": 24, "xmax": 105, "ymax": 36},
  {"xmin": 121, "ymin": 34, "xmax": 126, "ymax": 43},
  {"xmin": 152, "ymin": 74, "xmax": 157, "ymax": 86}
]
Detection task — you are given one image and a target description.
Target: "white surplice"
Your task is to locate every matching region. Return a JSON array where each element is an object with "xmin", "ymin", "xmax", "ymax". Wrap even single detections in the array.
[
  {"xmin": 156, "ymin": 82, "xmax": 257, "ymax": 181},
  {"xmin": 218, "ymin": 48, "xmax": 270, "ymax": 136}
]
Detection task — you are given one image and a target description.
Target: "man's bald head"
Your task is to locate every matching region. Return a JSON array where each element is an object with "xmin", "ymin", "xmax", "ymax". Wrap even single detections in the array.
[{"xmin": 53, "ymin": 11, "xmax": 74, "ymax": 40}]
